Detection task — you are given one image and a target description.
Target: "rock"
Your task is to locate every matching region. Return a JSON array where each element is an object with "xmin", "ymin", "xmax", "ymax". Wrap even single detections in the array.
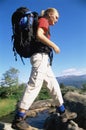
[
  {"xmin": 26, "ymin": 99, "xmax": 54, "ymax": 117},
  {"xmin": 30, "ymin": 99, "xmax": 54, "ymax": 110},
  {"xmin": 0, "ymin": 121, "xmax": 43, "ymax": 130},
  {"xmin": 0, "ymin": 122, "xmax": 14, "ymax": 130},
  {"xmin": 26, "ymin": 107, "xmax": 50, "ymax": 117},
  {"xmin": 44, "ymin": 113, "xmax": 85, "ymax": 130},
  {"xmin": 68, "ymin": 120, "xmax": 84, "ymax": 130},
  {"xmin": 64, "ymin": 92, "xmax": 86, "ymax": 129}
]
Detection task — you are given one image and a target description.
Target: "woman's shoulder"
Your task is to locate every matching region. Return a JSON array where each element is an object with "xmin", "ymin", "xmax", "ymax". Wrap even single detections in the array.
[
  {"xmin": 38, "ymin": 17, "xmax": 48, "ymax": 22},
  {"xmin": 38, "ymin": 17, "xmax": 49, "ymax": 30}
]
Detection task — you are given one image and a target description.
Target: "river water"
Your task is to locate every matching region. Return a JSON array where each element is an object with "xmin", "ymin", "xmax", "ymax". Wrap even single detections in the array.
[{"xmin": 27, "ymin": 110, "xmax": 49, "ymax": 129}]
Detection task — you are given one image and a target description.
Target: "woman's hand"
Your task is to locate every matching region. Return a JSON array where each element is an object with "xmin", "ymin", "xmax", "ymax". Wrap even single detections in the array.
[{"xmin": 53, "ymin": 44, "xmax": 60, "ymax": 53}]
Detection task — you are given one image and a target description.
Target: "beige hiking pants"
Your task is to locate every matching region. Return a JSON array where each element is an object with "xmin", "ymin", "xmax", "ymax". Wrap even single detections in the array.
[{"xmin": 19, "ymin": 53, "xmax": 64, "ymax": 110}]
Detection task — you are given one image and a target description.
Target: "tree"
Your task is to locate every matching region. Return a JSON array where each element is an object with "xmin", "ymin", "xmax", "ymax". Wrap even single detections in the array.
[
  {"xmin": 81, "ymin": 83, "xmax": 86, "ymax": 91},
  {"xmin": 60, "ymin": 83, "xmax": 65, "ymax": 89},
  {"xmin": 0, "ymin": 67, "xmax": 19, "ymax": 87}
]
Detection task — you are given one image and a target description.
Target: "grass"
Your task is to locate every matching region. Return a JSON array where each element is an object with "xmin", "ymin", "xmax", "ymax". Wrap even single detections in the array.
[{"xmin": 0, "ymin": 98, "xmax": 17, "ymax": 118}]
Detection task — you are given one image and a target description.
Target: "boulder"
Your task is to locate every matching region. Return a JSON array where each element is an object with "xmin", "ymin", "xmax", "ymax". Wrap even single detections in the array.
[
  {"xmin": 44, "ymin": 113, "xmax": 85, "ymax": 130},
  {"xmin": 64, "ymin": 92, "xmax": 86, "ymax": 129},
  {"xmin": 0, "ymin": 121, "xmax": 43, "ymax": 130}
]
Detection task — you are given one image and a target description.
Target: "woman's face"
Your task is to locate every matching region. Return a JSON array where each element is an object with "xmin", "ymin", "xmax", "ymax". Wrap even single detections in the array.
[{"xmin": 48, "ymin": 11, "xmax": 59, "ymax": 25}]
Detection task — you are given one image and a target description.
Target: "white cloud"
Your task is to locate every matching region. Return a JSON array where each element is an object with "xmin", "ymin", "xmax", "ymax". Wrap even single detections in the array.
[{"xmin": 59, "ymin": 68, "xmax": 86, "ymax": 76}]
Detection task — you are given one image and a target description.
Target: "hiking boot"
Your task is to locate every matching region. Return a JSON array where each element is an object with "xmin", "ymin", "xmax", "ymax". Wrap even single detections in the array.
[
  {"xmin": 11, "ymin": 115, "xmax": 38, "ymax": 130},
  {"xmin": 60, "ymin": 110, "xmax": 77, "ymax": 123}
]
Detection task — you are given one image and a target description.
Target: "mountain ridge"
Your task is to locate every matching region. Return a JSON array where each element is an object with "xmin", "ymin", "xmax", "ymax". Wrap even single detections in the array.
[{"xmin": 57, "ymin": 74, "xmax": 86, "ymax": 88}]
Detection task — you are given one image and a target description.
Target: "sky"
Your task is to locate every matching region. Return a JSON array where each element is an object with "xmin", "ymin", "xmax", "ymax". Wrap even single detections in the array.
[{"xmin": 0, "ymin": 0, "xmax": 86, "ymax": 83}]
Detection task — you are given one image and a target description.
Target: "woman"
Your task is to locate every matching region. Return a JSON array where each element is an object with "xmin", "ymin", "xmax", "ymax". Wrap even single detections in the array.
[{"xmin": 12, "ymin": 8, "xmax": 77, "ymax": 130}]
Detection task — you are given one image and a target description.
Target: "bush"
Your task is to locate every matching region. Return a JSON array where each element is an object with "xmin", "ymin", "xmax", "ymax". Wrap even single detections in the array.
[
  {"xmin": 0, "ymin": 83, "xmax": 51, "ymax": 101},
  {"xmin": 81, "ymin": 84, "xmax": 86, "ymax": 91},
  {"xmin": 0, "ymin": 84, "xmax": 25, "ymax": 99},
  {"xmin": 36, "ymin": 86, "xmax": 51, "ymax": 100}
]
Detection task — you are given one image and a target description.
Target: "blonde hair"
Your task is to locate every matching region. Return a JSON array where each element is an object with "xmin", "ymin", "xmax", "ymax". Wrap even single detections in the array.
[{"xmin": 40, "ymin": 8, "xmax": 59, "ymax": 18}]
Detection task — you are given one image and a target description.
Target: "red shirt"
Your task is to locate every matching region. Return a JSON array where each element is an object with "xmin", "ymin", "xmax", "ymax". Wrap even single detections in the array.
[{"xmin": 38, "ymin": 18, "xmax": 50, "ymax": 39}]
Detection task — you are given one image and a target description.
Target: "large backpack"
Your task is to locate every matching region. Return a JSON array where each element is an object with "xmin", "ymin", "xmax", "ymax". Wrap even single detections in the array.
[{"xmin": 11, "ymin": 7, "xmax": 38, "ymax": 63}]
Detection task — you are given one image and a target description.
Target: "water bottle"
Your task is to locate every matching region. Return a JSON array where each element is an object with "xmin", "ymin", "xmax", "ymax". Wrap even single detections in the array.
[{"xmin": 19, "ymin": 16, "xmax": 28, "ymax": 28}]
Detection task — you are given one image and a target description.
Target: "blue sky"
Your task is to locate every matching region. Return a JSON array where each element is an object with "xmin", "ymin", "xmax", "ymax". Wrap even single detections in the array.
[{"xmin": 0, "ymin": 0, "xmax": 86, "ymax": 83}]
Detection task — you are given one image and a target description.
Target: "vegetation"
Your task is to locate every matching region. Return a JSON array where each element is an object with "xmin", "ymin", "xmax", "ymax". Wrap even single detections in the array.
[
  {"xmin": 0, "ymin": 84, "xmax": 51, "ymax": 118},
  {"xmin": 81, "ymin": 83, "xmax": 86, "ymax": 91},
  {"xmin": 0, "ymin": 67, "xmax": 19, "ymax": 87},
  {"xmin": 0, "ymin": 98, "xmax": 16, "ymax": 117}
]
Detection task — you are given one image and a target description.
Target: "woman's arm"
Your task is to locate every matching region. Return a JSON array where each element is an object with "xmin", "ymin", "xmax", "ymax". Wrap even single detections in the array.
[{"xmin": 36, "ymin": 27, "xmax": 60, "ymax": 53}]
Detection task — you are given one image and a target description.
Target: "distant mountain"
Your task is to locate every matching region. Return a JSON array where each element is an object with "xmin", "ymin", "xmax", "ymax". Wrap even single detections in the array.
[{"xmin": 57, "ymin": 74, "xmax": 86, "ymax": 88}]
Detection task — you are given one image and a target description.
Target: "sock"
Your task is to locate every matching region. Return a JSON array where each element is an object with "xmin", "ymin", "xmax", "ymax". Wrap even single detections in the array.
[
  {"xmin": 16, "ymin": 111, "xmax": 26, "ymax": 118},
  {"xmin": 56, "ymin": 104, "xmax": 65, "ymax": 114}
]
